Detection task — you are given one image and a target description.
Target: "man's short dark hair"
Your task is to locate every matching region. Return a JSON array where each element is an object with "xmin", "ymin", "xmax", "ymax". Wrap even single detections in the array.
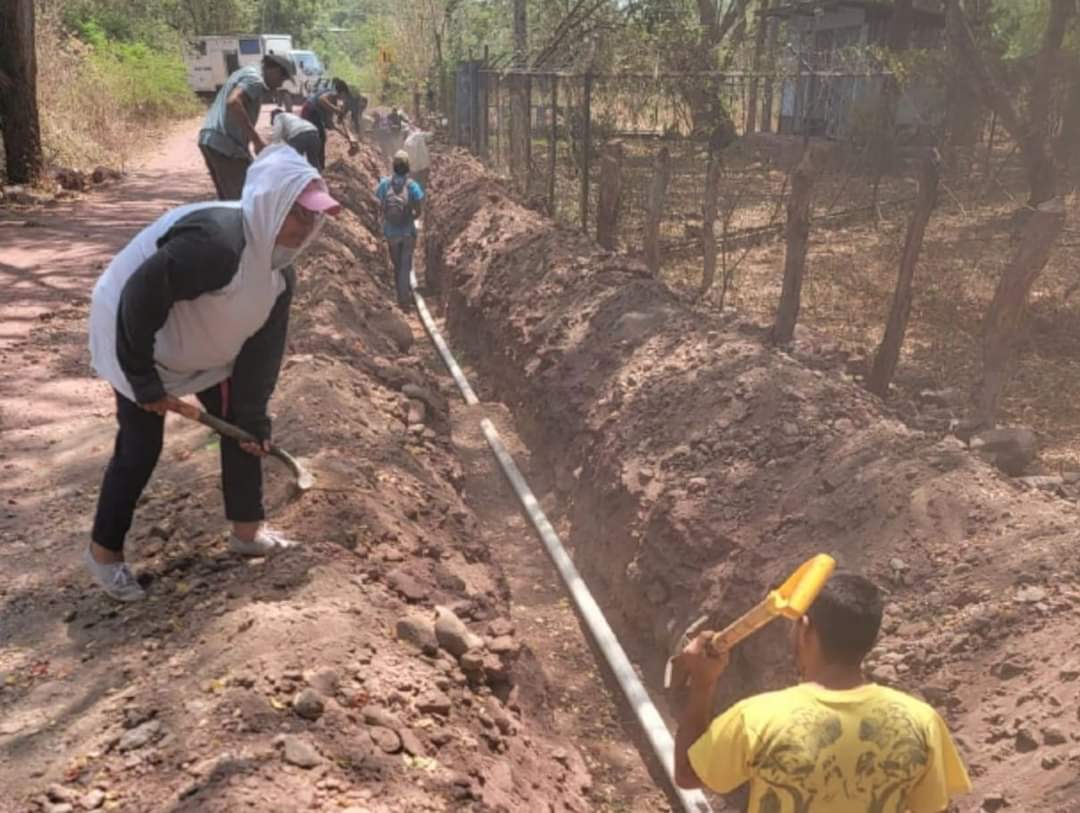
[
  {"xmin": 806, "ymin": 572, "xmax": 882, "ymax": 665},
  {"xmin": 263, "ymin": 53, "xmax": 294, "ymax": 78}
]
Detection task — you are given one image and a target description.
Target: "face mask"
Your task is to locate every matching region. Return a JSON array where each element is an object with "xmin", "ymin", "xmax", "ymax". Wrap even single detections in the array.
[{"xmin": 271, "ymin": 245, "xmax": 300, "ymax": 269}]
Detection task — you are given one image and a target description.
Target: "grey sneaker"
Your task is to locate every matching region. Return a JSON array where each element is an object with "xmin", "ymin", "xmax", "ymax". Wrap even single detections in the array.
[
  {"xmin": 83, "ymin": 547, "xmax": 146, "ymax": 602},
  {"xmin": 228, "ymin": 527, "xmax": 296, "ymax": 557}
]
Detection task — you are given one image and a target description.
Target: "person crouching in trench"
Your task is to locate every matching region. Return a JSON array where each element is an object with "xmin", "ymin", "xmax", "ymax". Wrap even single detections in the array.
[{"xmin": 84, "ymin": 145, "xmax": 341, "ymax": 601}]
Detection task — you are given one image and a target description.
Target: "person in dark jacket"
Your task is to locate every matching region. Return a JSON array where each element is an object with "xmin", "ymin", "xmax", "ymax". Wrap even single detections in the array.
[
  {"xmin": 299, "ymin": 78, "xmax": 359, "ymax": 168},
  {"xmin": 85, "ymin": 146, "xmax": 340, "ymax": 601},
  {"xmin": 198, "ymin": 54, "xmax": 295, "ymax": 200}
]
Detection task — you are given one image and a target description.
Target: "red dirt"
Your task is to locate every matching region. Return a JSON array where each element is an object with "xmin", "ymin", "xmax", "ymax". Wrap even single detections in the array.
[
  {"xmin": 0, "ymin": 121, "xmax": 658, "ymax": 812},
  {"xmin": 426, "ymin": 147, "xmax": 1080, "ymax": 813}
]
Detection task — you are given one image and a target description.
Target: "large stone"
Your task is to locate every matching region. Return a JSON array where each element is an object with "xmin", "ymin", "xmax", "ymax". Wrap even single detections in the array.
[
  {"xmin": 292, "ymin": 688, "xmax": 325, "ymax": 721},
  {"xmin": 396, "ymin": 613, "xmax": 437, "ymax": 653},
  {"xmin": 435, "ymin": 606, "xmax": 482, "ymax": 657},
  {"xmin": 282, "ymin": 736, "xmax": 322, "ymax": 769},
  {"xmin": 362, "ymin": 705, "xmax": 401, "ymax": 729},
  {"xmin": 370, "ymin": 726, "xmax": 402, "ymax": 753},
  {"xmin": 304, "ymin": 667, "xmax": 339, "ymax": 697},
  {"xmin": 388, "ymin": 570, "xmax": 430, "ymax": 603},
  {"xmin": 399, "ymin": 728, "xmax": 426, "ymax": 756},
  {"xmin": 117, "ymin": 719, "xmax": 163, "ymax": 752},
  {"xmin": 970, "ymin": 427, "xmax": 1038, "ymax": 476},
  {"xmin": 415, "ymin": 690, "xmax": 452, "ymax": 717},
  {"xmin": 1015, "ymin": 727, "xmax": 1039, "ymax": 753}
]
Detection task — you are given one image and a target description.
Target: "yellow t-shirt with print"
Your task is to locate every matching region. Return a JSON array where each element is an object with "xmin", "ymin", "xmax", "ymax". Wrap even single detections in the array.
[{"xmin": 688, "ymin": 683, "xmax": 971, "ymax": 813}]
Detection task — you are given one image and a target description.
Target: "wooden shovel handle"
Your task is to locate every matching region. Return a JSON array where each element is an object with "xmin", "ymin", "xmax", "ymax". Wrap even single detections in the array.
[{"xmin": 167, "ymin": 401, "xmax": 314, "ymax": 490}]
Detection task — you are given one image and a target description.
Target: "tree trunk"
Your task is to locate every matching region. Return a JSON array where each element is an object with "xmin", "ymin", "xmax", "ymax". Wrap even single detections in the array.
[
  {"xmin": 509, "ymin": 74, "xmax": 531, "ymax": 194},
  {"xmin": 644, "ymin": 147, "xmax": 672, "ymax": 277},
  {"xmin": 976, "ymin": 197, "xmax": 1067, "ymax": 426},
  {"xmin": 772, "ymin": 149, "xmax": 815, "ymax": 344},
  {"xmin": 946, "ymin": 0, "xmax": 1072, "ymax": 205},
  {"xmin": 548, "ymin": 75, "xmax": 558, "ymax": 216},
  {"xmin": 596, "ymin": 141, "xmax": 624, "ymax": 251},
  {"xmin": 760, "ymin": 0, "xmax": 779, "ymax": 133},
  {"xmin": 699, "ymin": 151, "xmax": 722, "ymax": 297},
  {"xmin": 946, "ymin": 0, "xmax": 1074, "ymax": 426},
  {"xmin": 744, "ymin": 0, "xmax": 770, "ymax": 134},
  {"xmin": 870, "ymin": 0, "xmax": 914, "ymax": 220},
  {"xmin": 0, "ymin": 0, "xmax": 42, "ymax": 185},
  {"xmin": 580, "ymin": 71, "xmax": 593, "ymax": 231},
  {"xmin": 944, "ymin": 1, "xmax": 984, "ymax": 173},
  {"xmin": 1052, "ymin": 59, "xmax": 1080, "ymax": 174},
  {"xmin": 512, "ymin": 0, "xmax": 527, "ymax": 67},
  {"xmin": 867, "ymin": 151, "xmax": 941, "ymax": 398}
]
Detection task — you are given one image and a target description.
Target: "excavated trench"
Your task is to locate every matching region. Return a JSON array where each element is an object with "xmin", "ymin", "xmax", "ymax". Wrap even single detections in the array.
[{"xmin": 419, "ymin": 148, "xmax": 1080, "ymax": 812}]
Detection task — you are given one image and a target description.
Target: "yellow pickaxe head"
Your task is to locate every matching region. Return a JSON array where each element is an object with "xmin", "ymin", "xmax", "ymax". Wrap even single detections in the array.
[{"xmin": 665, "ymin": 554, "xmax": 836, "ymax": 689}]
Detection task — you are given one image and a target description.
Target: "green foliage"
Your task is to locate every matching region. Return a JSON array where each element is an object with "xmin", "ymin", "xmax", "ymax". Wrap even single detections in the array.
[
  {"xmin": 990, "ymin": 0, "xmax": 1051, "ymax": 61},
  {"xmin": 89, "ymin": 38, "xmax": 199, "ymax": 119}
]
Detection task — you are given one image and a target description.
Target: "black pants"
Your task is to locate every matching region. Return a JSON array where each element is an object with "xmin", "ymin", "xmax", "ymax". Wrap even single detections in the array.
[
  {"xmin": 289, "ymin": 130, "xmax": 324, "ymax": 171},
  {"xmin": 91, "ymin": 383, "xmax": 264, "ymax": 552},
  {"xmin": 300, "ymin": 102, "xmax": 328, "ymax": 172},
  {"xmin": 199, "ymin": 145, "xmax": 250, "ymax": 201}
]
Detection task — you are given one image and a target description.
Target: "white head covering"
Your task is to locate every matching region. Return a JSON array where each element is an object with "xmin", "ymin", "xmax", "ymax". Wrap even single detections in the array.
[{"xmin": 88, "ymin": 144, "xmax": 324, "ymax": 400}]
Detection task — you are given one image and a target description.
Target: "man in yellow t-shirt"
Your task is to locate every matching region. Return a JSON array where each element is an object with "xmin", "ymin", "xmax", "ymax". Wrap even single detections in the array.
[{"xmin": 674, "ymin": 572, "xmax": 971, "ymax": 812}]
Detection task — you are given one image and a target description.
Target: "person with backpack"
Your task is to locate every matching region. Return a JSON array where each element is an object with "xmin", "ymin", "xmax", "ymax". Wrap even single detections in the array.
[
  {"xmin": 674, "ymin": 572, "xmax": 971, "ymax": 812},
  {"xmin": 269, "ymin": 108, "xmax": 323, "ymax": 169},
  {"xmin": 375, "ymin": 150, "xmax": 424, "ymax": 310}
]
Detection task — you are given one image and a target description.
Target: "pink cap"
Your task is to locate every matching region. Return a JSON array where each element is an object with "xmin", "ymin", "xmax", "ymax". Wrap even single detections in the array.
[{"xmin": 296, "ymin": 180, "xmax": 341, "ymax": 216}]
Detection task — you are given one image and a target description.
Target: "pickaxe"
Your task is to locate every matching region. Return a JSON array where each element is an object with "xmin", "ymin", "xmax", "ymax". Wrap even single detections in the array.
[{"xmin": 665, "ymin": 554, "xmax": 836, "ymax": 689}]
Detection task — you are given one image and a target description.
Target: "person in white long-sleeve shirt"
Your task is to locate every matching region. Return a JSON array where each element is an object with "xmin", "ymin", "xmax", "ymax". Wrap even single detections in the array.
[{"xmin": 270, "ymin": 109, "xmax": 323, "ymax": 169}]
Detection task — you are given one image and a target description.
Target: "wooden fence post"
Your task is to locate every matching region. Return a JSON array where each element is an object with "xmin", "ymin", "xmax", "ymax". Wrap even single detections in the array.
[
  {"xmin": 698, "ymin": 151, "xmax": 722, "ymax": 296},
  {"xmin": 580, "ymin": 71, "xmax": 593, "ymax": 231},
  {"xmin": 772, "ymin": 148, "xmax": 816, "ymax": 344},
  {"xmin": 644, "ymin": 146, "xmax": 672, "ymax": 276},
  {"xmin": 596, "ymin": 140, "xmax": 624, "ymax": 250},
  {"xmin": 548, "ymin": 75, "xmax": 558, "ymax": 216},
  {"xmin": 509, "ymin": 73, "xmax": 530, "ymax": 192},
  {"xmin": 867, "ymin": 151, "xmax": 942, "ymax": 397}
]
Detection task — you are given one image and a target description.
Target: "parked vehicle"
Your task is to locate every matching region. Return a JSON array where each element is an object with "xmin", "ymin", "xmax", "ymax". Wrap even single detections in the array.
[
  {"xmin": 281, "ymin": 50, "xmax": 325, "ymax": 106},
  {"xmin": 184, "ymin": 34, "xmax": 294, "ymax": 97}
]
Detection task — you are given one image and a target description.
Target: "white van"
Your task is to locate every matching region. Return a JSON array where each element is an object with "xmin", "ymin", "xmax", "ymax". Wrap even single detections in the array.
[
  {"xmin": 184, "ymin": 34, "xmax": 294, "ymax": 97},
  {"xmin": 281, "ymin": 50, "xmax": 325, "ymax": 105}
]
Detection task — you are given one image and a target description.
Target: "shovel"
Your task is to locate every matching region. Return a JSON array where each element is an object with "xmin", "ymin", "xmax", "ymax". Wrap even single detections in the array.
[
  {"xmin": 168, "ymin": 401, "xmax": 315, "ymax": 492},
  {"xmin": 664, "ymin": 553, "xmax": 836, "ymax": 689}
]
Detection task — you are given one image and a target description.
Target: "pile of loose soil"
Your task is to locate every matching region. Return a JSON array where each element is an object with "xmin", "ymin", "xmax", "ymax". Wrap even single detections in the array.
[
  {"xmin": 1, "ymin": 143, "xmax": 597, "ymax": 812},
  {"xmin": 426, "ymin": 147, "xmax": 1080, "ymax": 812}
]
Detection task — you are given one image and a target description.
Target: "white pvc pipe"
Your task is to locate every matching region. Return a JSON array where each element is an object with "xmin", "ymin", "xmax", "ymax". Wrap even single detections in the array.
[{"xmin": 408, "ymin": 272, "xmax": 713, "ymax": 813}]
